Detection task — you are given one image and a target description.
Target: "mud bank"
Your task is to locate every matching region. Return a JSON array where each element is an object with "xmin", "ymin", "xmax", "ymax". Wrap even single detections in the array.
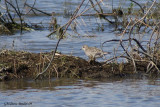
[{"xmin": 0, "ymin": 50, "xmax": 159, "ymax": 81}]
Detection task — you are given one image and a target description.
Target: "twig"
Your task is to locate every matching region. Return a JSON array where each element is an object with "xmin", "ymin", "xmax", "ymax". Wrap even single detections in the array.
[
  {"xmin": 47, "ymin": 0, "xmax": 104, "ymax": 37},
  {"xmin": 95, "ymin": 0, "xmax": 103, "ymax": 13},
  {"xmin": 24, "ymin": 0, "xmax": 37, "ymax": 15},
  {"xmin": 5, "ymin": 0, "xmax": 25, "ymax": 34},
  {"xmin": 104, "ymin": 53, "xmax": 129, "ymax": 63},
  {"xmin": 102, "ymin": 38, "xmax": 147, "ymax": 52},
  {"xmin": 89, "ymin": 0, "xmax": 100, "ymax": 13},
  {"xmin": 4, "ymin": 0, "xmax": 15, "ymax": 23},
  {"xmin": 25, "ymin": 3, "xmax": 52, "ymax": 16},
  {"xmin": 35, "ymin": 0, "xmax": 86, "ymax": 80},
  {"xmin": 130, "ymin": 0, "xmax": 144, "ymax": 14},
  {"xmin": 82, "ymin": 12, "xmax": 115, "ymax": 16},
  {"xmin": 53, "ymin": 64, "xmax": 58, "ymax": 78},
  {"xmin": 15, "ymin": 0, "xmax": 23, "ymax": 34}
]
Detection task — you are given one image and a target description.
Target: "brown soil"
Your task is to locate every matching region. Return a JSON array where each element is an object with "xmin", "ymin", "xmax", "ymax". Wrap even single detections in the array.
[{"xmin": 0, "ymin": 50, "xmax": 159, "ymax": 81}]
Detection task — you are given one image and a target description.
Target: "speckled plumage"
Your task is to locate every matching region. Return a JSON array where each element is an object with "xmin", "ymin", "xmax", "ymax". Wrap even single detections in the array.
[{"xmin": 82, "ymin": 45, "xmax": 110, "ymax": 61}]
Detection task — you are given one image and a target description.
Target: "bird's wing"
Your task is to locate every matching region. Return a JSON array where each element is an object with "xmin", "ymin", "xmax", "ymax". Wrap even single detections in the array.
[{"xmin": 90, "ymin": 47, "xmax": 102, "ymax": 52}]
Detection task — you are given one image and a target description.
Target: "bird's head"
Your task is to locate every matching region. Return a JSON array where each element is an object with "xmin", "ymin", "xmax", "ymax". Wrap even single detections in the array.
[{"xmin": 81, "ymin": 45, "xmax": 88, "ymax": 51}]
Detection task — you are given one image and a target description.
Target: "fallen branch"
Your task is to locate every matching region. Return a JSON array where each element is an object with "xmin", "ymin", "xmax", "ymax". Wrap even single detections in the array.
[
  {"xmin": 35, "ymin": 0, "xmax": 86, "ymax": 80},
  {"xmin": 25, "ymin": 3, "xmax": 52, "ymax": 16}
]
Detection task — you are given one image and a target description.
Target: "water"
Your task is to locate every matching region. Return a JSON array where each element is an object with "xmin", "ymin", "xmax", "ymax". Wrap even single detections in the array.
[
  {"xmin": 0, "ymin": 0, "xmax": 122, "ymax": 58},
  {"xmin": 0, "ymin": 78, "xmax": 160, "ymax": 107},
  {"xmin": 1, "ymin": 0, "xmax": 160, "ymax": 107},
  {"xmin": 0, "ymin": 0, "xmax": 154, "ymax": 57}
]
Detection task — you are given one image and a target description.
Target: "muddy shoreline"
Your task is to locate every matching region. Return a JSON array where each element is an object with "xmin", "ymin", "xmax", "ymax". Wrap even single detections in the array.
[{"xmin": 0, "ymin": 50, "xmax": 159, "ymax": 81}]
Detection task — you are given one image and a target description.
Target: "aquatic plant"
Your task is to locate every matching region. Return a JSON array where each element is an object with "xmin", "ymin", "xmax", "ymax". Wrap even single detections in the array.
[
  {"xmin": 36, "ymin": 0, "xmax": 160, "ymax": 79},
  {"xmin": 0, "ymin": 0, "xmax": 52, "ymax": 34},
  {"xmin": 0, "ymin": 0, "xmax": 159, "ymax": 80}
]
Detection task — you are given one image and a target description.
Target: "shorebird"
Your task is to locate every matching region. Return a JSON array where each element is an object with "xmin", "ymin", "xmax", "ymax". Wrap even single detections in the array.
[{"xmin": 82, "ymin": 45, "xmax": 110, "ymax": 62}]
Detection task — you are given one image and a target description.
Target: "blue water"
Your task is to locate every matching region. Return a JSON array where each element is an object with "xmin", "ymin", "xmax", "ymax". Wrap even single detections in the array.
[
  {"xmin": 0, "ymin": 0, "xmax": 152, "ymax": 56},
  {"xmin": 0, "ymin": 78, "xmax": 160, "ymax": 107}
]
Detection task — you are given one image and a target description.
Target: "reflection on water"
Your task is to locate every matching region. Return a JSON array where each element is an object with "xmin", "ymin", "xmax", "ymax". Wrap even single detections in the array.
[
  {"xmin": 0, "ymin": 0, "xmax": 152, "ymax": 59},
  {"xmin": 0, "ymin": 0, "xmax": 120, "ymax": 61},
  {"xmin": 0, "ymin": 78, "xmax": 160, "ymax": 107}
]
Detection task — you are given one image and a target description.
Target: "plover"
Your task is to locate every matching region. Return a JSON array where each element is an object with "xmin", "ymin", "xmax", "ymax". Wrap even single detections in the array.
[{"xmin": 82, "ymin": 45, "xmax": 110, "ymax": 62}]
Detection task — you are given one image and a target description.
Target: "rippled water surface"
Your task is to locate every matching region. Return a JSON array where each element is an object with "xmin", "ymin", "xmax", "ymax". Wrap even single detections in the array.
[
  {"xmin": 0, "ymin": 0, "xmax": 152, "ymax": 58},
  {"xmin": 1, "ymin": 78, "xmax": 160, "ymax": 107}
]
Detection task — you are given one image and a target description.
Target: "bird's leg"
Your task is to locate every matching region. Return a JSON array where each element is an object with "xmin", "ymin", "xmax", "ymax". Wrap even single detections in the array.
[
  {"xmin": 88, "ymin": 56, "xmax": 92, "ymax": 63},
  {"xmin": 88, "ymin": 56, "xmax": 95, "ymax": 65}
]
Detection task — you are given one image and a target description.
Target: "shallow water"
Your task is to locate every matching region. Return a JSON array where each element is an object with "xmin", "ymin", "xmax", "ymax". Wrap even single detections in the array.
[
  {"xmin": 0, "ymin": 0, "xmax": 153, "ymax": 59},
  {"xmin": 0, "ymin": 0, "xmax": 160, "ymax": 107},
  {"xmin": 1, "ymin": 78, "xmax": 160, "ymax": 107}
]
